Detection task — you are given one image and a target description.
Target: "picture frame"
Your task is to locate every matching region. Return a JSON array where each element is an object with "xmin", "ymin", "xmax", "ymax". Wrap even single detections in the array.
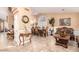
[{"xmin": 59, "ymin": 18, "xmax": 71, "ymax": 26}]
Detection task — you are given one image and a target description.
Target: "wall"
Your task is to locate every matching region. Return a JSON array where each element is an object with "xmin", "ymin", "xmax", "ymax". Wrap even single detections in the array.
[
  {"xmin": 37, "ymin": 13, "xmax": 79, "ymax": 30},
  {"xmin": 0, "ymin": 7, "xmax": 9, "ymax": 48},
  {"xmin": 7, "ymin": 12, "xmax": 14, "ymax": 29},
  {"xmin": 14, "ymin": 7, "xmax": 36, "ymax": 45},
  {"xmin": 0, "ymin": 7, "xmax": 8, "ymax": 20}
]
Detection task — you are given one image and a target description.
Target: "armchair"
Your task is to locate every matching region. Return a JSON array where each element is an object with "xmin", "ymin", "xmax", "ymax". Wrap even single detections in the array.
[{"xmin": 54, "ymin": 27, "xmax": 74, "ymax": 48}]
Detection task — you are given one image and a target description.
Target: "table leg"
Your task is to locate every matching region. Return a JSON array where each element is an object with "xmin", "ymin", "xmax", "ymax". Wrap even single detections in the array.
[
  {"xmin": 19, "ymin": 35, "xmax": 21, "ymax": 46},
  {"xmin": 19, "ymin": 35, "xmax": 24, "ymax": 46}
]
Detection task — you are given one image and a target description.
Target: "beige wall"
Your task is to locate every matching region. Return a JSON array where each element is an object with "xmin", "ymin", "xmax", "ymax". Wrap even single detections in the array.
[
  {"xmin": 37, "ymin": 13, "xmax": 79, "ymax": 30},
  {"xmin": 15, "ymin": 8, "xmax": 36, "ymax": 30},
  {"xmin": 14, "ymin": 7, "xmax": 36, "ymax": 45},
  {"xmin": 7, "ymin": 12, "xmax": 14, "ymax": 29}
]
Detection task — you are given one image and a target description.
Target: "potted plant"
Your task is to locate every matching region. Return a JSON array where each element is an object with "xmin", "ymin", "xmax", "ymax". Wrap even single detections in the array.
[{"xmin": 49, "ymin": 17, "xmax": 55, "ymax": 35}]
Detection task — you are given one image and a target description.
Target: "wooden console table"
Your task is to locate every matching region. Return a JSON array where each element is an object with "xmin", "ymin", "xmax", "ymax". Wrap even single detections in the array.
[{"xmin": 19, "ymin": 33, "xmax": 32, "ymax": 46}]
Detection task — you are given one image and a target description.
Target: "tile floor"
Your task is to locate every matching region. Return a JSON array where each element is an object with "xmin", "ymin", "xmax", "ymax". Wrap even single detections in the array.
[{"xmin": 0, "ymin": 34, "xmax": 79, "ymax": 52}]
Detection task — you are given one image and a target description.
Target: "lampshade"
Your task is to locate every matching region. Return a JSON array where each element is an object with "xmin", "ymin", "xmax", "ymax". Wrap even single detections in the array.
[{"xmin": 74, "ymin": 30, "xmax": 79, "ymax": 36}]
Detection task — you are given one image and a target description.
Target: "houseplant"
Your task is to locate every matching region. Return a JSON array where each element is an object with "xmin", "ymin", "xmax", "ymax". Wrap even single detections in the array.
[
  {"xmin": 49, "ymin": 17, "xmax": 55, "ymax": 35},
  {"xmin": 49, "ymin": 17, "xmax": 55, "ymax": 27}
]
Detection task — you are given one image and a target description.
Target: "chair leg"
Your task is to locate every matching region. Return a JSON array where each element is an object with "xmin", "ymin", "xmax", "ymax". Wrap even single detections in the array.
[
  {"xmin": 77, "ymin": 43, "xmax": 79, "ymax": 48},
  {"xmin": 63, "ymin": 44, "xmax": 68, "ymax": 48}
]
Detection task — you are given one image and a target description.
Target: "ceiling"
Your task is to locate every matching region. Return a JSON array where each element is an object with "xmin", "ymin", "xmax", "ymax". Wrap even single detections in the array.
[
  {"xmin": 31, "ymin": 7, "xmax": 79, "ymax": 15},
  {"xmin": 0, "ymin": 7, "xmax": 79, "ymax": 19}
]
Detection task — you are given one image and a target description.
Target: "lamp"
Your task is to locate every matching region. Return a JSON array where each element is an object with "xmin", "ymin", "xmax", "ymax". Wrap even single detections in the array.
[{"xmin": 74, "ymin": 30, "xmax": 79, "ymax": 36}]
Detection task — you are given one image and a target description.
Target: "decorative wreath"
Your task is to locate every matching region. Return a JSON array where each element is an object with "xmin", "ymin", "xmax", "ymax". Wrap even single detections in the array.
[{"xmin": 22, "ymin": 15, "xmax": 29, "ymax": 23}]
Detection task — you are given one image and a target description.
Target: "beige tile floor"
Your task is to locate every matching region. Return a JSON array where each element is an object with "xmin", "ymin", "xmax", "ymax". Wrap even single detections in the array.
[{"xmin": 0, "ymin": 35, "xmax": 79, "ymax": 52}]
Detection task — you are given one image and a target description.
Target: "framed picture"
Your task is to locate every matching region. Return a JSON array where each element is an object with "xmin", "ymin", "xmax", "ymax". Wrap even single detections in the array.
[{"xmin": 59, "ymin": 18, "xmax": 71, "ymax": 26}]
